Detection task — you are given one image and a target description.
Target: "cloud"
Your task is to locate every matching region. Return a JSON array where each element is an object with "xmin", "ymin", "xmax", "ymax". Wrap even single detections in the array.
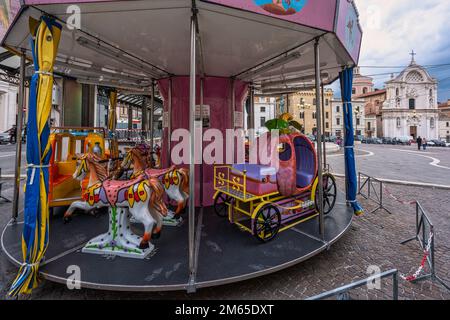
[{"xmin": 332, "ymin": 0, "xmax": 450, "ymax": 102}]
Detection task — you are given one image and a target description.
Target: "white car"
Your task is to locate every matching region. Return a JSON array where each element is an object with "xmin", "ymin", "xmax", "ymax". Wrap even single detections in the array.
[
  {"xmin": 445, "ymin": 142, "xmax": 450, "ymax": 147},
  {"xmin": 427, "ymin": 141, "xmax": 436, "ymax": 146},
  {"xmin": 0, "ymin": 132, "xmax": 10, "ymax": 144}
]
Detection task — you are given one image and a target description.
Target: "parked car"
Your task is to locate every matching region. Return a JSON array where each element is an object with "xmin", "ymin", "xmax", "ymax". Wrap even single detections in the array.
[
  {"xmin": 361, "ymin": 137, "xmax": 369, "ymax": 144},
  {"xmin": 372, "ymin": 138, "xmax": 383, "ymax": 144},
  {"xmin": 394, "ymin": 136, "xmax": 412, "ymax": 145},
  {"xmin": 430, "ymin": 139, "xmax": 446, "ymax": 147},
  {"xmin": 382, "ymin": 137, "xmax": 394, "ymax": 144},
  {"xmin": 355, "ymin": 135, "xmax": 364, "ymax": 142},
  {"xmin": 445, "ymin": 142, "xmax": 450, "ymax": 148},
  {"xmin": 0, "ymin": 131, "xmax": 10, "ymax": 144}
]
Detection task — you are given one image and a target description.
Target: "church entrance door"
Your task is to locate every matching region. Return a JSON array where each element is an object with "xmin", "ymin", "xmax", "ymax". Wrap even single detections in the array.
[{"xmin": 410, "ymin": 126, "xmax": 417, "ymax": 140}]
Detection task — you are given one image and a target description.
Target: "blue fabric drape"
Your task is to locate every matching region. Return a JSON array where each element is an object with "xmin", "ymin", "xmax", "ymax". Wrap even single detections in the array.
[{"xmin": 339, "ymin": 68, "xmax": 364, "ymax": 216}]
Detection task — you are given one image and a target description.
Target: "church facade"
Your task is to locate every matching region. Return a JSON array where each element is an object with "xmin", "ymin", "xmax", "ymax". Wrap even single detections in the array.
[{"xmin": 382, "ymin": 55, "xmax": 439, "ymax": 140}]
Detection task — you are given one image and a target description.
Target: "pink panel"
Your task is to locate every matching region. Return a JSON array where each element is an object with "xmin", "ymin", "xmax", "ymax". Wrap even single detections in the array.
[
  {"xmin": 335, "ymin": 0, "xmax": 362, "ymax": 63},
  {"xmin": 201, "ymin": 0, "xmax": 337, "ymax": 32},
  {"xmin": 0, "ymin": 0, "xmax": 21, "ymax": 42},
  {"xmin": 158, "ymin": 76, "xmax": 248, "ymax": 207},
  {"xmin": 25, "ymin": 0, "xmax": 111, "ymax": 4}
]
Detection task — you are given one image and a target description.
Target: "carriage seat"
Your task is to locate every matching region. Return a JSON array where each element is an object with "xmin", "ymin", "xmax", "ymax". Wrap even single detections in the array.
[
  {"xmin": 232, "ymin": 163, "xmax": 277, "ymax": 182},
  {"xmin": 231, "ymin": 163, "xmax": 278, "ymax": 196},
  {"xmin": 294, "ymin": 137, "xmax": 316, "ymax": 189}
]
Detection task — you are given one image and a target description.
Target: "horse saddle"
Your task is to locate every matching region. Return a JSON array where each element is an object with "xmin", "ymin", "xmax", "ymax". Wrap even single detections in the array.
[
  {"xmin": 103, "ymin": 175, "xmax": 146, "ymax": 206},
  {"xmin": 144, "ymin": 165, "xmax": 176, "ymax": 179}
]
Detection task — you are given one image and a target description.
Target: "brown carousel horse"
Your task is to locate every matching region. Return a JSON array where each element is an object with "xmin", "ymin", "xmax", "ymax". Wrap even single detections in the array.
[
  {"xmin": 64, "ymin": 153, "xmax": 168, "ymax": 249},
  {"xmin": 118, "ymin": 144, "xmax": 189, "ymax": 217}
]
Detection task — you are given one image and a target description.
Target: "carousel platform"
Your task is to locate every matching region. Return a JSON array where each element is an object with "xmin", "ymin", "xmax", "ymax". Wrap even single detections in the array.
[{"xmin": 1, "ymin": 192, "xmax": 353, "ymax": 292}]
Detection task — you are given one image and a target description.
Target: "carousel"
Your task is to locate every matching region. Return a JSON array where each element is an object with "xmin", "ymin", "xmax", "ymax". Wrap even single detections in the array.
[{"xmin": 1, "ymin": 0, "xmax": 363, "ymax": 295}]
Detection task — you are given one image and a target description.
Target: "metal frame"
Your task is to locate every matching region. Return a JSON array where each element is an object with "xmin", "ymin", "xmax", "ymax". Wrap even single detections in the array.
[
  {"xmin": 401, "ymin": 202, "xmax": 450, "ymax": 291},
  {"xmin": 314, "ymin": 38, "xmax": 325, "ymax": 237},
  {"xmin": 306, "ymin": 269, "xmax": 399, "ymax": 300},
  {"xmin": 12, "ymin": 51, "xmax": 26, "ymax": 220},
  {"xmin": 358, "ymin": 172, "xmax": 392, "ymax": 215}
]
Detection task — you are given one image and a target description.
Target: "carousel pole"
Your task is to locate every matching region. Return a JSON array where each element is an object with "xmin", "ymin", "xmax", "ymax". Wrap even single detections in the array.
[
  {"xmin": 249, "ymin": 85, "xmax": 255, "ymax": 130},
  {"xmin": 314, "ymin": 38, "xmax": 325, "ymax": 237},
  {"xmin": 150, "ymin": 80, "xmax": 155, "ymax": 147},
  {"xmin": 127, "ymin": 102, "xmax": 133, "ymax": 133},
  {"xmin": 200, "ymin": 78, "xmax": 204, "ymax": 207},
  {"xmin": 141, "ymin": 95, "xmax": 147, "ymax": 139},
  {"xmin": 188, "ymin": 13, "xmax": 197, "ymax": 287},
  {"xmin": 167, "ymin": 78, "xmax": 172, "ymax": 167},
  {"xmin": 12, "ymin": 51, "xmax": 26, "ymax": 221},
  {"xmin": 321, "ymin": 82, "xmax": 327, "ymax": 170}
]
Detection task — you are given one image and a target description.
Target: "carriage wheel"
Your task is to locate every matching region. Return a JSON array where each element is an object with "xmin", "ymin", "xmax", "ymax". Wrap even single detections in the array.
[
  {"xmin": 253, "ymin": 205, "xmax": 281, "ymax": 243},
  {"xmin": 214, "ymin": 192, "xmax": 232, "ymax": 218},
  {"xmin": 315, "ymin": 173, "xmax": 337, "ymax": 215}
]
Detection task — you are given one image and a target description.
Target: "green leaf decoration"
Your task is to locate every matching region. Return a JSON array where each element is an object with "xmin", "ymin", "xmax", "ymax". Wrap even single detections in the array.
[{"xmin": 265, "ymin": 119, "xmax": 289, "ymax": 131}]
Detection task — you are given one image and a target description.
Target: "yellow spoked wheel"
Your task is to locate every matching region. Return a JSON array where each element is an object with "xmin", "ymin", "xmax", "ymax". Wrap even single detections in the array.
[
  {"xmin": 253, "ymin": 205, "xmax": 281, "ymax": 243},
  {"xmin": 214, "ymin": 192, "xmax": 232, "ymax": 218},
  {"xmin": 314, "ymin": 173, "xmax": 337, "ymax": 215}
]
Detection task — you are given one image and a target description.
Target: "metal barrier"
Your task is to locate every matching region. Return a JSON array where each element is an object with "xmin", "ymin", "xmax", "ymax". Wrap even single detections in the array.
[
  {"xmin": 401, "ymin": 202, "xmax": 450, "ymax": 291},
  {"xmin": 306, "ymin": 269, "xmax": 399, "ymax": 300},
  {"xmin": 358, "ymin": 172, "xmax": 392, "ymax": 215}
]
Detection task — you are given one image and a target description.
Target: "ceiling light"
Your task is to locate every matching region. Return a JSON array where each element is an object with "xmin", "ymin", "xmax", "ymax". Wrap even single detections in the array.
[{"xmin": 76, "ymin": 36, "xmax": 165, "ymax": 78}]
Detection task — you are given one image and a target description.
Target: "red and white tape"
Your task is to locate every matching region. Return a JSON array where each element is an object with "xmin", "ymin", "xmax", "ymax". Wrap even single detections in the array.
[
  {"xmin": 400, "ymin": 231, "xmax": 433, "ymax": 282},
  {"xmin": 383, "ymin": 185, "xmax": 416, "ymax": 206}
]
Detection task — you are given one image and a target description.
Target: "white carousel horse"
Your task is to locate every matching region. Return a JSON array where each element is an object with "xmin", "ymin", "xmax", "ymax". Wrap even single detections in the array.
[
  {"xmin": 119, "ymin": 144, "xmax": 189, "ymax": 218},
  {"xmin": 64, "ymin": 153, "xmax": 168, "ymax": 249}
]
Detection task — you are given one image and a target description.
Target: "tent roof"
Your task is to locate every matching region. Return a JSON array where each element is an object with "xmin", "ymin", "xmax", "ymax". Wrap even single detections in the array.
[{"xmin": 1, "ymin": 0, "xmax": 363, "ymax": 94}]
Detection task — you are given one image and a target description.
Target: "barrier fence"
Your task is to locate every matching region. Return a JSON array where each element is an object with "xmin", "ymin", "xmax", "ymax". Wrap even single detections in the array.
[
  {"xmin": 358, "ymin": 172, "xmax": 392, "ymax": 215},
  {"xmin": 306, "ymin": 269, "xmax": 399, "ymax": 300},
  {"xmin": 400, "ymin": 202, "xmax": 450, "ymax": 291}
]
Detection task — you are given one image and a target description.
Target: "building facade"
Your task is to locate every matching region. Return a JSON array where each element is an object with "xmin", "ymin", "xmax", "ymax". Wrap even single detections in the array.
[
  {"xmin": 0, "ymin": 80, "xmax": 18, "ymax": 133},
  {"xmin": 331, "ymin": 98, "xmax": 365, "ymax": 138},
  {"xmin": 382, "ymin": 56, "xmax": 439, "ymax": 140},
  {"xmin": 355, "ymin": 89, "xmax": 386, "ymax": 138},
  {"xmin": 284, "ymin": 89, "xmax": 334, "ymax": 136},
  {"xmin": 247, "ymin": 96, "xmax": 276, "ymax": 135}
]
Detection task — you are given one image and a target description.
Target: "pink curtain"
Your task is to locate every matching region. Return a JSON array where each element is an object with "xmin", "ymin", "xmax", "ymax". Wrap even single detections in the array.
[{"xmin": 157, "ymin": 76, "xmax": 248, "ymax": 206}]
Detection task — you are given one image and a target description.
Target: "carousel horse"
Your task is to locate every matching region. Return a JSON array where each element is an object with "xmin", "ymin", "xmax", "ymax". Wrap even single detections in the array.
[
  {"xmin": 64, "ymin": 153, "xmax": 168, "ymax": 249},
  {"xmin": 119, "ymin": 144, "xmax": 189, "ymax": 217}
]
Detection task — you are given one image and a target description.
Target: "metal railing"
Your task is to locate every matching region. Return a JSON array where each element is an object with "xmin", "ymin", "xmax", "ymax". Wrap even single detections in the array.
[
  {"xmin": 401, "ymin": 202, "xmax": 450, "ymax": 291},
  {"xmin": 306, "ymin": 269, "xmax": 399, "ymax": 300},
  {"xmin": 358, "ymin": 172, "xmax": 392, "ymax": 215}
]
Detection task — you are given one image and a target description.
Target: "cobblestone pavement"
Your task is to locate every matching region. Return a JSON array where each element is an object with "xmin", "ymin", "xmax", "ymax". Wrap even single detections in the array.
[{"xmin": 1, "ymin": 177, "xmax": 450, "ymax": 300}]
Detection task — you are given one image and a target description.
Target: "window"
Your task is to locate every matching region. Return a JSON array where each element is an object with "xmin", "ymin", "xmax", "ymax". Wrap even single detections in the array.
[
  {"xmin": 300, "ymin": 98, "xmax": 305, "ymax": 105},
  {"xmin": 312, "ymin": 112, "xmax": 317, "ymax": 119},
  {"xmin": 368, "ymin": 122, "xmax": 371, "ymax": 130},
  {"xmin": 356, "ymin": 118, "xmax": 361, "ymax": 126},
  {"xmin": 260, "ymin": 107, "xmax": 266, "ymax": 112},
  {"xmin": 396, "ymin": 88, "xmax": 399, "ymax": 96},
  {"xmin": 336, "ymin": 118, "xmax": 341, "ymax": 126},
  {"xmin": 325, "ymin": 99, "xmax": 329, "ymax": 106},
  {"xmin": 447, "ymin": 122, "xmax": 449, "ymax": 127},
  {"xmin": 363, "ymin": 87, "xmax": 368, "ymax": 94},
  {"xmin": 430, "ymin": 118, "xmax": 435, "ymax": 128},
  {"xmin": 409, "ymin": 99, "xmax": 415, "ymax": 110},
  {"xmin": 260, "ymin": 117, "xmax": 266, "ymax": 127},
  {"xmin": 352, "ymin": 88, "xmax": 356, "ymax": 94},
  {"xmin": 325, "ymin": 122, "xmax": 329, "ymax": 129},
  {"xmin": 396, "ymin": 117, "xmax": 401, "ymax": 127},
  {"xmin": 299, "ymin": 112, "xmax": 305, "ymax": 119},
  {"xmin": 325, "ymin": 112, "xmax": 329, "ymax": 119},
  {"xmin": 336, "ymin": 105, "xmax": 340, "ymax": 113},
  {"xmin": 429, "ymin": 89, "xmax": 433, "ymax": 97},
  {"xmin": 313, "ymin": 98, "xmax": 316, "ymax": 106}
]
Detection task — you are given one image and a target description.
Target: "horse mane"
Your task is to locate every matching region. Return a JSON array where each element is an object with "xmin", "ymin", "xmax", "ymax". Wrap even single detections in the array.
[
  {"xmin": 131, "ymin": 144, "xmax": 152, "ymax": 169},
  {"xmin": 85, "ymin": 153, "xmax": 108, "ymax": 181},
  {"xmin": 177, "ymin": 167, "xmax": 190, "ymax": 196},
  {"xmin": 147, "ymin": 177, "xmax": 168, "ymax": 215}
]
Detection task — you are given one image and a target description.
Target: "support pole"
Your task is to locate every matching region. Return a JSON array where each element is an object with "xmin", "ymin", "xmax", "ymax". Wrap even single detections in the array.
[
  {"xmin": 188, "ymin": 15, "xmax": 197, "ymax": 285},
  {"xmin": 249, "ymin": 85, "xmax": 255, "ymax": 130},
  {"xmin": 141, "ymin": 95, "xmax": 148, "ymax": 139},
  {"xmin": 127, "ymin": 103, "xmax": 133, "ymax": 132},
  {"xmin": 231, "ymin": 79, "xmax": 235, "ymax": 129},
  {"xmin": 200, "ymin": 78, "xmax": 204, "ymax": 207},
  {"xmin": 150, "ymin": 80, "xmax": 155, "ymax": 147},
  {"xmin": 314, "ymin": 38, "xmax": 325, "ymax": 237},
  {"xmin": 167, "ymin": 78, "xmax": 172, "ymax": 167},
  {"xmin": 12, "ymin": 52, "xmax": 26, "ymax": 220},
  {"xmin": 321, "ymin": 82, "xmax": 327, "ymax": 170}
]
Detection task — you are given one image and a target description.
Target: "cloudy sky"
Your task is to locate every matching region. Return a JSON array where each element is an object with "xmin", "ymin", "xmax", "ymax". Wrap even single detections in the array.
[{"xmin": 345, "ymin": 0, "xmax": 450, "ymax": 102}]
